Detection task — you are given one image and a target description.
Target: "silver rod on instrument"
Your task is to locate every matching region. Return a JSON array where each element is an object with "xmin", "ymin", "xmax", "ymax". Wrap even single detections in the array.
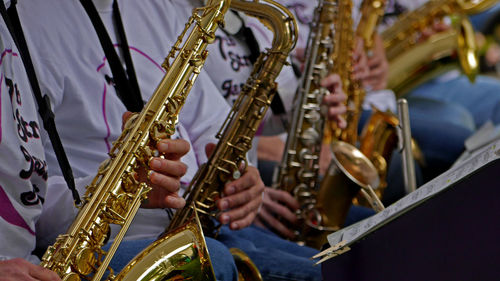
[{"xmin": 397, "ymin": 99, "xmax": 417, "ymax": 193}]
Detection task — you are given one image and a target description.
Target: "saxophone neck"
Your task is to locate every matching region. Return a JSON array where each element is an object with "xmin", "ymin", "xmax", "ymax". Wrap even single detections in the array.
[
  {"xmin": 356, "ymin": 0, "xmax": 387, "ymax": 51},
  {"xmin": 231, "ymin": 0, "xmax": 298, "ymax": 67}
]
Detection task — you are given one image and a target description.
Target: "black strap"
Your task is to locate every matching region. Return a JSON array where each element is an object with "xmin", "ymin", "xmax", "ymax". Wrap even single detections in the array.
[
  {"xmin": 79, "ymin": 0, "xmax": 143, "ymax": 112},
  {"xmin": 112, "ymin": 0, "xmax": 141, "ymax": 105},
  {"xmin": 229, "ymin": 11, "xmax": 288, "ymax": 118},
  {"xmin": 0, "ymin": 1, "xmax": 80, "ymax": 205}
]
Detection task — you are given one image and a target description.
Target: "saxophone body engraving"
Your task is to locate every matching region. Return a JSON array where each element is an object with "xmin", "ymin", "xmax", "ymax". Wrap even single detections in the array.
[{"xmin": 40, "ymin": 1, "xmax": 230, "ymax": 280}]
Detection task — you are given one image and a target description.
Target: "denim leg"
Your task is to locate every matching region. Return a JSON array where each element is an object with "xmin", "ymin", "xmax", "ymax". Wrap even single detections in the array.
[
  {"xmin": 106, "ymin": 239, "xmax": 155, "ymax": 273},
  {"xmin": 206, "ymin": 237, "xmax": 238, "ymax": 281},
  {"xmin": 410, "ymin": 75, "xmax": 500, "ymax": 127},
  {"xmin": 104, "ymin": 238, "xmax": 237, "ymax": 281},
  {"xmin": 217, "ymin": 225, "xmax": 321, "ymax": 281},
  {"xmin": 344, "ymin": 205, "xmax": 376, "ymax": 226},
  {"xmin": 407, "ymin": 97, "xmax": 474, "ymax": 180}
]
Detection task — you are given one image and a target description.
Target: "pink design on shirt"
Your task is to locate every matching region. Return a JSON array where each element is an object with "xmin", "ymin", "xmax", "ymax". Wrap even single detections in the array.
[
  {"xmin": 101, "ymin": 83, "xmax": 111, "ymax": 152},
  {"xmin": 0, "ymin": 74, "xmax": 3, "ymax": 144},
  {"xmin": 0, "ymin": 49, "xmax": 19, "ymax": 66},
  {"xmin": 129, "ymin": 46, "xmax": 165, "ymax": 73},
  {"xmin": 96, "ymin": 45, "xmax": 166, "ymax": 153},
  {"xmin": 0, "ymin": 185, "xmax": 35, "ymax": 235}
]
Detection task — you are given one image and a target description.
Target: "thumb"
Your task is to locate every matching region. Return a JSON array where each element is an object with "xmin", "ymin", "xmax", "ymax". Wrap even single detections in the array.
[
  {"xmin": 205, "ymin": 143, "xmax": 217, "ymax": 158},
  {"xmin": 122, "ymin": 111, "xmax": 135, "ymax": 130}
]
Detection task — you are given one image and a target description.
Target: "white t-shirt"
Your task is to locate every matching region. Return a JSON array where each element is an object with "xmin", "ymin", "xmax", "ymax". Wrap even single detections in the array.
[
  {"xmin": 18, "ymin": 0, "xmax": 231, "ymax": 246},
  {"xmin": 0, "ymin": 0, "xmax": 47, "ymax": 263}
]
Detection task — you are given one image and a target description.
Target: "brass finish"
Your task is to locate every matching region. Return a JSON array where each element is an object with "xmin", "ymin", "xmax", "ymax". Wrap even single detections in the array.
[
  {"xmin": 356, "ymin": 0, "xmax": 387, "ymax": 53},
  {"xmin": 324, "ymin": 0, "xmax": 363, "ymax": 145},
  {"xmin": 168, "ymin": 0, "xmax": 297, "ymax": 238},
  {"xmin": 307, "ymin": 142, "xmax": 380, "ymax": 249},
  {"xmin": 40, "ymin": 1, "xmax": 230, "ymax": 280},
  {"xmin": 159, "ymin": 1, "xmax": 297, "ymax": 280},
  {"xmin": 230, "ymin": 248, "xmax": 264, "ymax": 281},
  {"xmin": 273, "ymin": 0, "xmax": 383, "ymax": 249},
  {"xmin": 272, "ymin": 0, "xmax": 336, "ymax": 245},
  {"xmin": 317, "ymin": 0, "xmax": 383, "ymax": 247},
  {"xmin": 383, "ymin": 0, "xmax": 499, "ymax": 96},
  {"xmin": 115, "ymin": 213, "xmax": 214, "ymax": 281},
  {"xmin": 386, "ymin": 17, "xmax": 478, "ymax": 95},
  {"xmin": 359, "ymin": 106, "xmax": 399, "ymax": 192}
]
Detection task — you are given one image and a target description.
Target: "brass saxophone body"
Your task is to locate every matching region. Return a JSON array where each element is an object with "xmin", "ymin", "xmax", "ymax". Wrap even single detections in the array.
[
  {"xmin": 383, "ymin": 0, "xmax": 499, "ymax": 96},
  {"xmin": 323, "ymin": 0, "xmax": 363, "ymax": 145},
  {"xmin": 313, "ymin": 0, "xmax": 381, "ymax": 249},
  {"xmin": 272, "ymin": 0, "xmax": 336, "ymax": 244},
  {"xmin": 40, "ymin": 1, "xmax": 230, "ymax": 280},
  {"xmin": 356, "ymin": 0, "xmax": 387, "ymax": 53},
  {"xmin": 272, "ymin": 0, "xmax": 380, "ymax": 250},
  {"xmin": 168, "ymin": 0, "xmax": 297, "ymax": 236},
  {"xmin": 355, "ymin": 0, "xmax": 400, "ymax": 193}
]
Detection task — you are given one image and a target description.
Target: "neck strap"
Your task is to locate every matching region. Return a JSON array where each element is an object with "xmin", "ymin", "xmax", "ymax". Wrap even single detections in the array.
[{"xmin": 0, "ymin": 0, "xmax": 80, "ymax": 205}]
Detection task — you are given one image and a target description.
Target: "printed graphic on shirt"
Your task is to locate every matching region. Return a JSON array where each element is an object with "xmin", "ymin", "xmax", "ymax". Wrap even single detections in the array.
[
  {"xmin": 0, "ymin": 47, "xmax": 46, "ymax": 235},
  {"xmin": 4, "ymin": 75, "xmax": 48, "ymax": 185},
  {"xmin": 212, "ymin": 34, "xmax": 253, "ymax": 105}
]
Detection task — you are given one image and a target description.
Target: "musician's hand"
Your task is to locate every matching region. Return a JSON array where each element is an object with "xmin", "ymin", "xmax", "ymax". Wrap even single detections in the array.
[
  {"xmin": 319, "ymin": 142, "xmax": 333, "ymax": 176},
  {"xmin": 205, "ymin": 143, "xmax": 265, "ymax": 230},
  {"xmin": 0, "ymin": 258, "xmax": 61, "ymax": 281},
  {"xmin": 142, "ymin": 139, "xmax": 189, "ymax": 209},
  {"xmin": 122, "ymin": 112, "xmax": 189, "ymax": 209},
  {"xmin": 321, "ymin": 73, "xmax": 347, "ymax": 129},
  {"xmin": 364, "ymin": 34, "xmax": 389, "ymax": 91},
  {"xmin": 218, "ymin": 165, "xmax": 265, "ymax": 230},
  {"xmin": 254, "ymin": 187, "xmax": 300, "ymax": 239},
  {"xmin": 353, "ymin": 37, "xmax": 370, "ymax": 81}
]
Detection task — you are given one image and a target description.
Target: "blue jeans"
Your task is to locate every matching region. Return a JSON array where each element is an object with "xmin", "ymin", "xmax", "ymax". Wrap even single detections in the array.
[
  {"xmin": 218, "ymin": 225, "xmax": 321, "ymax": 281},
  {"xmin": 105, "ymin": 237, "xmax": 238, "ymax": 281},
  {"xmin": 409, "ymin": 75, "xmax": 500, "ymax": 128},
  {"xmin": 406, "ymin": 96, "xmax": 475, "ymax": 180}
]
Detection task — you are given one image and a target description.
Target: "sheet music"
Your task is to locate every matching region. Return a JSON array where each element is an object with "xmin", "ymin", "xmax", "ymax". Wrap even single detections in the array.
[{"xmin": 326, "ymin": 139, "xmax": 500, "ymax": 251}]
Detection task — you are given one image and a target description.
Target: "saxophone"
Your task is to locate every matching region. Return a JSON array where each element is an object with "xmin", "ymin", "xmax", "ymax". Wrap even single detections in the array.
[
  {"xmin": 355, "ymin": 0, "xmax": 400, "ymax": 194},
  {"xmin": 383, "ymin": 0, "xmax": 499, "ymax": 96},
  {"xmin": 168, "ymin": 0, "xmax": 297, "ymax": 237},
  {"xmin": 356, "ymin": 0, "xmax": 387, "ymax": 53},
  {"xmin": 323, "ymin": 0, "xmax": 363, "ymax": 146},
  {"xmin": 40, "ymin": 1, "xmax": 230, "ymax": 280},
  {"xmin": 272, "ymin": 0, "xmax": 336, "ymax": 244},
  {"xmin": 110, "ymin": 2, "xmax": 296, "ymax": 280},
  {"xmin": 272, "ymin": 0, "xmax": 381, "ymax": 250},
  {"xmin": 313, "ymin": 0, "xmax": 383, "ymax": 250}
]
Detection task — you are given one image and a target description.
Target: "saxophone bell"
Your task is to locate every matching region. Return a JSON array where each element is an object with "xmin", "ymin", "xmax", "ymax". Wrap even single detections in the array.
[
  {"xmin": 304, "ymin": 141, "xmax": 379, "ymax": 249},
  {"xmin": 114, "ymin": 212, "xmax": 215, "ymax": 281}
]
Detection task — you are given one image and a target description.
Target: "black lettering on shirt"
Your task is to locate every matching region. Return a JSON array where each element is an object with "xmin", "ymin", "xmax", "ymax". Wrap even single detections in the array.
[
  {"xmin": 19, "ymin": 145, "xmax": 48, "ymax": 181},
  {"xmin": 20, "ymin": 184, "xmax": 45, "ymax": 206},
  {"xmin": 5, "ymin": 77, "xmax": 42, "ymax": 143},
  {"xmin": 214, "ymin": 35, "xmax": 252, "ymax": 72}
]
